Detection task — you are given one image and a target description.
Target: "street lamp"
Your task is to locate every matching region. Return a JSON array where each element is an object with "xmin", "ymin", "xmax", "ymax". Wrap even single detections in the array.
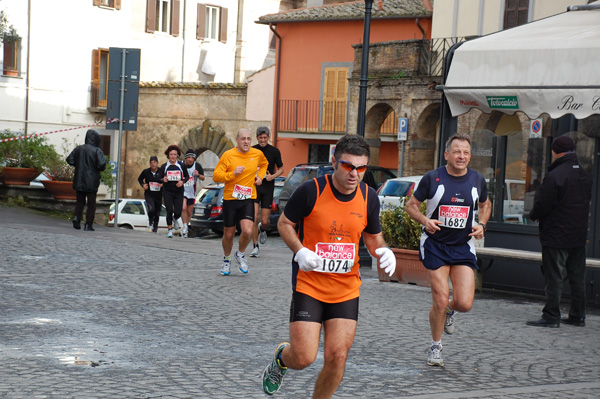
[{"xmin": 356, "ymin": 0, "xmax": 374, "ymax": 137}]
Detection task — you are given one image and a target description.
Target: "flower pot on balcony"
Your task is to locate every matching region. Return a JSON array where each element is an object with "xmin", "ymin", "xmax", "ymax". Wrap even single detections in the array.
[
  {"xmin": 0, "ymin": 167, "xmax": 40, "ymax": 185},
  {"xmin": 378, "ymin": 248, "xmax": 430, "ymax": 287},
  {"xmin": 42, "ymin": 180, "xmax": 77, "ymax": 200}
]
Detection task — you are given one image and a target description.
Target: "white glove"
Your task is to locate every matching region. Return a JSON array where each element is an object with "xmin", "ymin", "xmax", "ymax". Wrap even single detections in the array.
[
  {"xmin": 375, "ymin": 247, "xmax": 396, "ymax": 277},
  {"xmin": 294, "ymin": 247, "xmax": 322, "ymax": 272}
]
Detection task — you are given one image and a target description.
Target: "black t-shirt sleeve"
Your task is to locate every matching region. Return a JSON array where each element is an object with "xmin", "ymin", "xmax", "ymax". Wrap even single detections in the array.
[
  {"xmin": 138, "ymin": 169, "xmax": 146, "ymax": 187},
  {"xmin": 274, "ymin": 148, "xmax": 283, "ymax": 169},
  {"xmin": 196, "ymin": 163, "xmax": 204, "ymax": 175},
  {"xmin": 283, "ymin": 180, "xmax": 318, "ymax": 224},
  {"xmin": 364, "ymin": 186, "xmax": 382, "ymax": 235}
]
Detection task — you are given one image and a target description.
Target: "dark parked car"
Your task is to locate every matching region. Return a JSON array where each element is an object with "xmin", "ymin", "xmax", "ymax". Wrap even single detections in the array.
[
  {"xmin": 278, "ymin": 162, "xmax": 396, "ymax": 215},
  {"xmin": 189, "ymin": 182, "xmax": 285, "ymax": 237}
]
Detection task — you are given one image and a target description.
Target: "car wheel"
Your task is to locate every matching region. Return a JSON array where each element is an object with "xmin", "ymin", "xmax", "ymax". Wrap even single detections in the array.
[
  {"xmin": 118, "ymin": 224, "xmax": 133, "ymax": 230},
  {"xmin": 211, "ymin": 228, "xmax": 224, "ymax": 236}
]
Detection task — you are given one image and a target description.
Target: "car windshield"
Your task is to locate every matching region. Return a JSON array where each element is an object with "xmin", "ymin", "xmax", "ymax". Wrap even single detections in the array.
[
  {"xmin": 379, "ymin": 180, "xmax": 414, "ymax": 197},
  {"xmin": 199, "ymin": 188, "xmax": 221, "ymax": 204},
  {"xmin": 286, "ymin": 168, "xmax": 310, "ymax": 186}
]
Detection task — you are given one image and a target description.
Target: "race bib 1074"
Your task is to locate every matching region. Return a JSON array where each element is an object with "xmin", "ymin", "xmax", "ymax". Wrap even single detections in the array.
[
  {"xmin": 314, "ymin": 242, "xmax": 355, "ymax": 273},
  {"xmin": 438, "ymin": 205, "xmax": 470, "ymax": 229}
]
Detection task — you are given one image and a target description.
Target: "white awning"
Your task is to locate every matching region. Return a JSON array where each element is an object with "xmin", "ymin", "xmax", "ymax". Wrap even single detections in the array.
[{"xmin": 443, "ymin": 6, "xmax": 600, "ymax": 120}]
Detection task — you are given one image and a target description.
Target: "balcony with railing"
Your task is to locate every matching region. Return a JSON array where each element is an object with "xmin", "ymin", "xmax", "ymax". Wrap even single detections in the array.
[{"xmin": 278, "ymin": 100, "xmax": 348, "ymax": 134}]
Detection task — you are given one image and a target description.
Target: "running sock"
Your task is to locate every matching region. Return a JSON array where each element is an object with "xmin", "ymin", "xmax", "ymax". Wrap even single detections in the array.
[
  {"xmin": 432, "ymin": 340, "xmax": 441, "ymax": 347},
  {"xmin": 277, "ymin": 351, "xmax": 287, "ymax": 368},
  {"xmin": 446, "ymin": 307, "xmax": 454, "ymax": 314},
  {"xmin": 224, "ymin": 255, "xmax": 232, "ymax": 261},
  {"xmin": 254, "ymin": 244, "xmax": 259, "ymax": 249}
]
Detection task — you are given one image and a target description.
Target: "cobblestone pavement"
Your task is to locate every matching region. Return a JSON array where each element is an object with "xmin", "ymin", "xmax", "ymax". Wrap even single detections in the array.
[{"xmin": 1, "ymin": 205, "xmax": 599, "ymax": 398}]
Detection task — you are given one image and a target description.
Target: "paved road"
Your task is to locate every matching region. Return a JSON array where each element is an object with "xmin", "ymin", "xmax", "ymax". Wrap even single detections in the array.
[{"xmin": 0, "ymin": 205, "xmax": 599, "ymax": 398}]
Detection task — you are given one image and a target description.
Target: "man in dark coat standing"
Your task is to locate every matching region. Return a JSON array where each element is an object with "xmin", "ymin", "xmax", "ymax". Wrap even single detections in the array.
[
  {"xmin": 526, "ymin": 136, "xmax": 592, "ymax": 328},
  {"xmin": 66, "ymin": 129, "xmax": 107, "ymax": 231}
]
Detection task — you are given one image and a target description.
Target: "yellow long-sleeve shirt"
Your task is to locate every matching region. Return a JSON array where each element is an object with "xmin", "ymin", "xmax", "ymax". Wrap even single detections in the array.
[{"xmin": 212, "ymin": 147, "xmax": 269, "ymax": 200}]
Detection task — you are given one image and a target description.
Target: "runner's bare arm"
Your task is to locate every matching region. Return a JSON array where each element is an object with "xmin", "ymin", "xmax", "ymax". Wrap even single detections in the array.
[
  {"xmin": 406, "ymin": 196, "xmax": 441, "ymax": 234},
  {"xmin": 277, "ymin": 213, "xmax": 304, "ymax": 255},
  {"xmin": 363, "ymin": 232, "xmax": 387, "ymax": 255}
]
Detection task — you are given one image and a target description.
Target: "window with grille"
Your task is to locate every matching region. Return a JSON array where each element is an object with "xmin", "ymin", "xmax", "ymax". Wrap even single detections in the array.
[{"xmin": 308, "ymin": 144, "xmax": 330, "ymax": 163}]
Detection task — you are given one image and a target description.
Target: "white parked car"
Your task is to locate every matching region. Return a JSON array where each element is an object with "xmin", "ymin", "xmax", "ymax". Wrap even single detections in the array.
[
  {"xmin": 377, "ymin": 176, "xmax": 422, "ymax": 210},
  {"xmin": 108, "ymin": 198, "xmax": 169, "ymax": 232}
]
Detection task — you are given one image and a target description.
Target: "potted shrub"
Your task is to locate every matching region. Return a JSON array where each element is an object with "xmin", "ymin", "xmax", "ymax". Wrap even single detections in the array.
[
  {"xmin": 0, "ymin": 130, "xmax": 57, "ymax": 185},
  {"xmin": 42, "ymin": 155, "xmax": 77, "ymax": 199},
  {"xmin": 379, "ymin": 198, "xmax": 430, "ymax": 286}
]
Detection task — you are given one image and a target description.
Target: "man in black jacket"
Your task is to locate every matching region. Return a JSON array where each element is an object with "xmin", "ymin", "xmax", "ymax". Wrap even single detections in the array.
[
  {"xmin": 526, "ymin": 136, "xmax": 592, "ymax": 328},
  {"xmin": 66, "ymin": 129, "xmax": 107, "ymax": 231}
]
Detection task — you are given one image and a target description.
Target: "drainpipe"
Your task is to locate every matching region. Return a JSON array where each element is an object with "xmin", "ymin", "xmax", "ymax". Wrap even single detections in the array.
[
  {"xmin": 24, "ymin": 0, "xmax": 31, "ymax": 134},
  {"xmin": 269, "ymin": 23, "xmax": 281, "ymax": 147},
  {"xmin": 234, "ymin": 0, "xmax": 245, "ymax": 83},
  {"xmin": 180, "ymin": 0, "xmax": 186, "ymax": 81}
]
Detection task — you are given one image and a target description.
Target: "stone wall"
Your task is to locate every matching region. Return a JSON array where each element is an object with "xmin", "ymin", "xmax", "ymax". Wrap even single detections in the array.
[
  {"xmin": 120, "ymin": 82, "xmax": 268, "ymax": 198},
  {"xmin": 349, "ymin": 40, "xmax": 442, "ymax": 176}
]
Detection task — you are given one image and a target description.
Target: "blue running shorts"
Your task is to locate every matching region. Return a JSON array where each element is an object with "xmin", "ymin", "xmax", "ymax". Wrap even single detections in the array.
[{"xmin": 419, "ymin": 235, "xmax": 478, "ymax": 270}]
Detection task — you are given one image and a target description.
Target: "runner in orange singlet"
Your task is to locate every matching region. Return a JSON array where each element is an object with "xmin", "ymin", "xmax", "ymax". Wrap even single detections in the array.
[{"xmin": 262, "ymin": 134, "xmax": 396, "ymax": 398}]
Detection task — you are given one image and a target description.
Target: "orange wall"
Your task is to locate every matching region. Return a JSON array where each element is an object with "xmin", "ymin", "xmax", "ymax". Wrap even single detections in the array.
[{"xmin": 276, "ymin": 18, "xmax": 432, "ymax": 100}]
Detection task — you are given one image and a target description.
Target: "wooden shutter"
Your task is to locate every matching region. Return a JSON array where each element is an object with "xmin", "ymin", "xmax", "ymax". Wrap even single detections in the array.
[
  {"xmin": 91, "ymin": 49, "xmax": 101, "ymax": 107},
  {"xmin": 146, "ymin": 0, "xmax": 157, "ymax": 33},
  {"xmin": 197, "ymin": 3, "xmax": 206, "ymax": 39},
  {"xmin": 322, "ymin": 68, "xmax": 348, "ymax": 132},
  {"xmin": 115, "ymin": 0, "xmax": 121, "ymax": 10},
  {"xmin": 219, "ymin": 7, "xmax": 228, "ymax": 43},
  {"xmin": 171, "ymin": 0, "xmax": 180, "ymax": 36},
  {"xmin": 504, "ymin": 0, "xmax": 528, "ymax": 29},
  {"xmin": 93, "ymin": 0, "xmax": 102, "ymax": 6}
]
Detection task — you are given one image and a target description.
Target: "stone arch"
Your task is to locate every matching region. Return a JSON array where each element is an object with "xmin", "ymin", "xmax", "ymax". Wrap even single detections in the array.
[
  {"xmin": 364, "ymin": 102, "xmax": 396, "ymax": 166},
  {"xmin": 177, "ymin": 119, "xmax": 235, "ymax": 183},
  {"xmin": 405, "ymin": 102, "xmax": 440, "ymax": 176}
]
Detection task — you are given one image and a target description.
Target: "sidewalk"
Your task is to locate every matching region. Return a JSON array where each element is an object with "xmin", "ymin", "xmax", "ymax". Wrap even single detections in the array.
[{"xmin": 0, "ymin": 204, "xmax": 599, "ymax": 398}]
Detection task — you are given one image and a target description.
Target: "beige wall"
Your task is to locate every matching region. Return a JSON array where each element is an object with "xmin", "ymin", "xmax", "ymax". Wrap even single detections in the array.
[
  {"xmin": 432, "ymin": 0, "xmax": 588, "ymax": 39},
  {"xmin": 245, "ymin": 65, "xmax": 275, "ymax": 122}
]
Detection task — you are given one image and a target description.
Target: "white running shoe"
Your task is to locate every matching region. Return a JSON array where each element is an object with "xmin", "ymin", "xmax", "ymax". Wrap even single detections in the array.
[
  {"xmin": 235, "ymin": 250, "xmax": 249, "ymax": 274},
  {"xmin": 444, "ymin": 310, "xmax": 456, "ymax": 335},
  {"xmin": 427, "ymin": 344, "xmax": 444, "ymax": 367},
  {"xmin": 250, "ymin": 246, "xmax": 260, "ymax": 257},
  {"xmin": 147, "ymin": 224, "xmax": 153, "ymax": 233},
  {"xmin": 167, "ymin": 229, "xmax": 174, "ymax": 238},
  {"xmin": 221, "ymin": 259, "xmax": 231, "ymax": 276}
]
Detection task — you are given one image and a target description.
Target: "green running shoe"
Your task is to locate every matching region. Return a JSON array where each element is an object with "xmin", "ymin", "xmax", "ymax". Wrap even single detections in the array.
[{"xmin": 262, "ymin": 342, "xmax": 290, "ymax": 395}]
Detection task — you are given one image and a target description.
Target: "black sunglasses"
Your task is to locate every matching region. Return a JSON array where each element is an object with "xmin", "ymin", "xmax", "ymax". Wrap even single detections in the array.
[{"xmin": 337, "ymin": 159, "xmax": 368, "ymax": 173}]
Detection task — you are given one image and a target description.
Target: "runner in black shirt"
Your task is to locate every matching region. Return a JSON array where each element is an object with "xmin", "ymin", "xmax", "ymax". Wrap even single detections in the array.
[
  {"xmin": 250, "ymin": 127, "xmax": 284, "ymax": 257},
  {"xmin": 137, "ymin": 155, "xmax": 163, "ymax": 233},
  {"xmin": 158, "ymin": 145, "xmax": 189, "ymax": 238}
]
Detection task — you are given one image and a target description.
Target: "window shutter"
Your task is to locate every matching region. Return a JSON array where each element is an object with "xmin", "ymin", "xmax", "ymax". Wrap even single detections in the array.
[
  {"xmin": 93, "ymin": 0, "xmax": 101, "ymax": 6},
  {"xmin": 197, "ymin": 3, "xmax": 206, "ymax": 39},
  {"xmin": 115, "ymin": 0, "xmax": 121, "ymax": 10},
  {"xmin": 91, "ymin": 49, "xmax": 101, "ymax": 107},
  {"xmin": 146, "ymin": 0, "xmax": 157, "ymax": 33},
  {"xmin": 92, "ymin": 49, "xmax": 100, "ymax": 83},
  {"xmin": 322, "ymin": 68, "xmax": 348, "ymax": 132},
  {"xmin": 171, "ymin": 0, "xmax": 180, "ymax": 36},
  {"xmin": 219, "ymin": 7, "xmax": 228, "ymax": 43}
]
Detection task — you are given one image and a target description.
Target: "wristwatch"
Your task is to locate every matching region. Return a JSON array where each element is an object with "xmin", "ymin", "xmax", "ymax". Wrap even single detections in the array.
[{"xmin": 478, "ymin": 222, "xmax": 487, "ymax": 232}]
